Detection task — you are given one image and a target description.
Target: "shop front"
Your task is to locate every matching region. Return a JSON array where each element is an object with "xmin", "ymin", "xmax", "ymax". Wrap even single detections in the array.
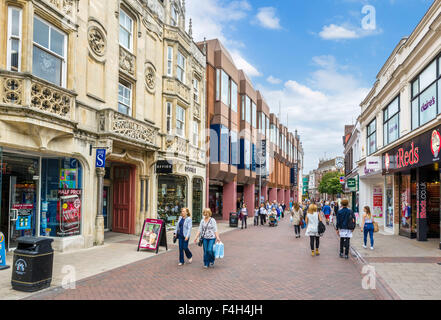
[
  {"xmin": 383, "ymin": 125, "xmax": 441, "ymax": 245},
  {"xmin": 0, "ymin": 148, "xmax": 83, "ymax": 251}
]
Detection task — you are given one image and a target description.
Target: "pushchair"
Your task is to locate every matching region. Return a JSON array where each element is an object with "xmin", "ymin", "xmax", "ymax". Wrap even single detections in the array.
[{"xmin": 268, "ymin": 213, "xmax": 278, "ymax": 227}]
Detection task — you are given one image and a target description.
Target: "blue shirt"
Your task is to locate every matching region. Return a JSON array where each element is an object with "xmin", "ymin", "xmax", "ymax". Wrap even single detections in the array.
[
  {"xmin": 323, "ymin": 205, "xmax": 331, "ymax": 215},
  {"xmin": 178, "ymin": 218, "xmax": 185, "ymax": 238}
]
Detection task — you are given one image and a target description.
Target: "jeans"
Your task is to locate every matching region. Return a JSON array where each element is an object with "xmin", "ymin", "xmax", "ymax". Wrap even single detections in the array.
[
  {"xmin": 364, "ymin": 223, "xmax": 374, "ymax": 247},
  {"xmin": 254, "ymin": 216, "xmax": 259, "ymax": 226},
  {"xmin": 241, "ymin": 216, "xmax": 248, "ymax": 229},
  {"xmin": 340, "ymin": 237, "xmax": 350, "ymax": 256},
  {"xmin": 203, "ymin": 238, "xmax": 216, "ymax": 267},
  {"xmin": 310, "ymin": 236, "xmax": 320, "ymax": 250},
  {"xmin": 294, "ymin": 225, "xmax": 301, "ymax": 236},
  {"xmin": 260, "ymin": 214, "xmax": 266, "ymax": 225},
  {"xmin": 178, "ymin": 235, "xmax": 192, "ymax": 264}
]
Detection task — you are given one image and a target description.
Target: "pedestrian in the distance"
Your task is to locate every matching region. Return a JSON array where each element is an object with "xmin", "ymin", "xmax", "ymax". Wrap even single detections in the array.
[
  {"xmin": 361, "ymin": 206, "xmax": 375, "ymax": 250},
  {"xmin": 261, "ymin": 203, "xmax": 268, "ymax": 225},
  {"xmin": 240, "ymin": 204, "xmax": 248, "ymax": 229},
  {"xmin": 281, "ymin": 201, "xmax": 286, "ymax": 218},
  {"xmin": 254, "ymin": 206, "xmax": 260, "ymax": 226},
  {"xmin": 194, "ymin": 208, "xmax": 221, "ymax": 268},
  {"xmin": 291, "ymin": 202, "xmax": 302, "ymax": 238},
  {"xmin": 174, "ymin": 208, "xmax": 193, "ymax": 266},
  {"xmin": 305, "ymin": 204, "xmax": 323, "ymax": 256},
  {"xmin": 322, "ymin": 201, "xmax": 331, "ymax": 225},
  {"xmin": 336, "ymin": 199, "xmax": 356, "ymax": 259}
]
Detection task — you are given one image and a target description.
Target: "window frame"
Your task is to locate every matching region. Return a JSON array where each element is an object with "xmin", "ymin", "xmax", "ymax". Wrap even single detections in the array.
[
  {"xmin": 7, "ymin": 6, "xmax": 22, "ymax": 72},
  {"xmin": 193, "ymin": 78, "xmax": 199, "ymax": 103},
  {"xmin": 383, "ymin": 95, "xmax": 400, "ymax": 146},
  {"xmin": 167, "ymin": 46, "xmax": 173, "ymax": 77},
  {"xmin": 367, "ymin": 118, "xmax": 377, "ymax": 156},
  {"xmin": 32, "ymin": 15, "xmax": 68, "ymax": 87},
  {"xmin": 170, "ymin": 4, "xmax": 178, "ymax": 27},
  {"xmin": 119, "ymin": 8, "xmax": 134, "ymax": 53},
  {"xmin": 177, "ymin": 51, "xmax": 186, "ymax": 83},
  {"xmin": 166, "ymin": 102, "xmax": 172, "ymax": 135},
  {"xmin": 176, "ymin": 105, "xmax": 185, "ymax": 138},
  {"xmin": 118, "ymin": 79, "xmax": 133, "ymax": 116}
]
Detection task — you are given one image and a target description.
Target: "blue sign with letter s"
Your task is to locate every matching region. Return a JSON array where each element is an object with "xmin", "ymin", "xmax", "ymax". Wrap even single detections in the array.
[{"xmin": 96, "ymin": 149, "xmax": 106, "ymax": 168}]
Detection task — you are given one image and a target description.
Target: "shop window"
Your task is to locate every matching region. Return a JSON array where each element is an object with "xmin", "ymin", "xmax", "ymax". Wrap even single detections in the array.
[
  {"xmin": 7, "ymin": 7, "xmax": 22, "ymax": 72},
  {"xmin": 192, "ymin": 178, "xmax": 203, "ymax": 223},
  {"xmin": 220, "ymin": 126, "xmax": 229, "ymax": 164},
  {"xmin": 193, "ymin": 78, "xmax": 199, "ymax": 103},
  {"xmin": 166, "ymin": 102, "xmax": 172, "ymax": 135},
  {"xmin": 157, "ymin": 175, "xmax": 187, "ymax": 227},
  {"xmin": 383, "ymin": 96, "xmax": 400, "ymax": 145},
  {"xmin": 419, "ymin": 83, "xmax": 437, "ymax": 126},
  {"xmin": 119, "ymin": 9, "xmax": 133, "ymax": 52},
  {"xmin": 32, "ymin": 16, "xmax": 67, "ymax": 87},
  {"xmin": 399, "ymin": 174, "xmax": 413, "ymax": 233},
  {"xmin": 41, "ymin": 158, "xmax": 83, "ymax": 238},
  {"xmin": 192, "ymin": 120, "xmax": 199, "ymax": 146},
  {"xmin": 367, "ymin": 118, "xmax": 377, "ymax": 155},
  {"xmin": 216, "ymin": 69, "xmax": 221, "ymax": 101},
  {"xmin": 251, "ymin": 101, "xmax": 256, "ymax": 128}
]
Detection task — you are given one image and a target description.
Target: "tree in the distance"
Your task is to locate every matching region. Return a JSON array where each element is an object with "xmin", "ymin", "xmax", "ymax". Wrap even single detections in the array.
[{"xmin": 318, "ymin": 171, "xmax": 343, "ymax": 199}]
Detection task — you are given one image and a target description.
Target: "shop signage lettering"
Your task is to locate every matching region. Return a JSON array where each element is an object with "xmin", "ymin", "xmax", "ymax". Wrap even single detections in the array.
[
  {"xmin": 418, "ymin": 182, "xmax": 427, "ymax": 219},
  {"xmin": 156, "ymin": 160, "xmax": 173, "ymax": 174},
  {"xmin": 421, "ymin": 96, "xmax": 435, "ymax": 112},
  {"xmin": 396, "ymin": 142, "xmax": 419, "ymax": 169},
  {"xmin": 185, "ymin": 166, "xmax": 196, "ymax": 174}
]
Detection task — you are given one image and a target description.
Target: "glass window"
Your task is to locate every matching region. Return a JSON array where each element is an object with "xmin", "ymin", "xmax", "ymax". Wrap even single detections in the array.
[
  {"xmin": 157, "ymin": 175, "xmax": 187, "ymax": 227},
  {"xmin": 216, "ymin": 69, "xmax": 221, "ymax": 101},
  {"xmin": 7, "ymin": 7, "xmax": 22, "ymax": 72},
  {"xmin": 166, "ymin": 102, "xmax": 172, "ymax": 134},
  {"xmin": 221, "ymin": 70, "xmax": 229, "ymax": 106},
  {"xmin": 210, "ymin": 125, "xmax": 220, "ymax": 163},
  {"xmin": 177, "ymin": 52, "xmax": 186, "ymax": 83},
  {"xmin": 419, "ymin": 60, "xmax": 436, "ymax": 92},
  {"xmin": 192, "ymin": 178, "xmax": 203, "ymax": 223},
  {"xmin": 245, "ymin": 139, "xmax": 251, "ymax": 170},
  {"xmin": 119, "ymin": 9, "xmax": 133, "ymax": 51},
  {"xmin": 383, "ymin": 96, "xmax": 400, "ymax": 145},
  {"xmin": 41, "ymin": 158, "xmax": 83, "ymax": 238},
  {"xmin": 230, "ymin": 131, "xmax": 239, "ymax": 166},
  {"xmin": 176, "ymin": 105, "xmax": 185, "ymax": 137},
  {"xmin": 220, "ymin": 126, "xmax": 229, "ymax": 164},
  {"xmin": 419, "ymin": 82, "xmax": 437, "ymax": 126},
  {"xmin": 241, "ymin": 96, "xmax": 245, "ymax": 121},
  {"xmin": 367, "ymin": 118, "xmax": 376, "ymax": 155},
  {"xmin": 193, "ymin": 78, "xmax": 199, "ymax": 103},
  {"xmin": 193, "ymin": 120, "xmax": 198, "ymax": 146},
  {"xmin": 167, "ymin": 46, "xmax": 173, "ymax": 76},
  {"xmin": 118, "ymin": 80, "xmax": 132, "ymax": 115},
  {"xmin": 412, "ymin": 79, "xmax": 419, "ymax": 98},
  {"xmin": 251, "ymin": 101, "xmax": 256, "ymax": 128},
  {"xmin": 231, "ymin": 81, "xmax": 237, "ymax": 112},
  {"xmin": 32, "ymin": 17, "xmax": 67, "ymax": 87},
  {"xmin": 171, "ymin": 5, "xmax": 178, "ymax": 27},
  {"xmin": 245, "ymin": 97, "xmax": 251, "ymax": 123},
  {"xmin": 412, "ymin": 99, "xmax": 419, "ymax": 130}
]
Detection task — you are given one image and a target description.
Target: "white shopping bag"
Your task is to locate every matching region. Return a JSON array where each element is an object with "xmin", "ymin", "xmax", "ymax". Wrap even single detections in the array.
[{"xmin": 214, "ymin": 242, "xmax": 224, "ymax": 259}]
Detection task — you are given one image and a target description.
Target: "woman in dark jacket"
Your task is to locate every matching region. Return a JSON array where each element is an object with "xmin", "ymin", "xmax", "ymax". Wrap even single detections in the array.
[{"xmin": 336, "ymin": 199, "xmax": 355, "ymax": 260}]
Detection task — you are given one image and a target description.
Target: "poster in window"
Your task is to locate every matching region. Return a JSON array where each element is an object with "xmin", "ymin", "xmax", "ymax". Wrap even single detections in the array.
[
  {"xmin": 373, "ymin": 187, "xmax": 383, "ymax": 218},
  {"xmin": 57, "ymin": 189, "xmax": 81, "ymax": 237},
  {"xmin": 60, "ymin": 169, "xmax": 77, "ymax": 189},
  {"xmin": 138, "ymin": 219, "xmax": 164, "ymax": 252}
]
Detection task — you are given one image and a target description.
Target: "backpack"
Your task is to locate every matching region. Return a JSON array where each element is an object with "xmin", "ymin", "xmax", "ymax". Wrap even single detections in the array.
[{"xmin": 346, "ymin": 210, "xmax": 356, "ymax": 230}]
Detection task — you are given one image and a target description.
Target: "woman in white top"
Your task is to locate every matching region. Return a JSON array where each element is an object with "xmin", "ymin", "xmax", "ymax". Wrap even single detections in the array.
[
  {"xmin": 305, "ymin": 204, "xmax": 323, "ymax": 257},
  {"xmin": 240, "ymin": 204, "xmax": 248, "ymax": 229}
]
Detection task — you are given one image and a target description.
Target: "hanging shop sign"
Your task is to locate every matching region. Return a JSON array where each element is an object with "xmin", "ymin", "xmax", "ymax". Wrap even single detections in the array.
[
  {"xmin": 138, "ymin": 218, "xmax": 168, "ymax": 254},
  {"xmin": 382, "ymin": 125, "xmax": 441, "ymax": 174},
  {"xmin": 58, "ymin": 189, "xmax": 82, "ymax": 237},
  {"xmin": 95, "ymin": 149, "xmax": 107, "ymax": 168}
]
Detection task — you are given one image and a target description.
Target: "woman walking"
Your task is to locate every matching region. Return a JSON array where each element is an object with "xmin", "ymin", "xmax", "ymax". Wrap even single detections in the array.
[
  {"xmin": 305, "ymin": 204, "xmax": 323, "ymax": 256},
  {"xmin": 336, "ymin": 199, "xmax": 356, "ymax": 259},
  {"xmin": 361, "ymin": 206, "xmax": 375, "ymax": 250},
  {"xmin": 240, "ymin": 204, "xmax": 248, "ymax": 229},
  {"xmin": 291, "ymin": 202, "xmax": 302, "ymax": 238},
  {"xmin": 174, "ymin": 208, "xmax": 193, "ymax": 266},
  {"xmin": 254, "ymin": 205, "xmax": 260, "ymax": 226},
  {"xmin": 194, "ymin": 208, "xmax": 221, "ymax": 268}
]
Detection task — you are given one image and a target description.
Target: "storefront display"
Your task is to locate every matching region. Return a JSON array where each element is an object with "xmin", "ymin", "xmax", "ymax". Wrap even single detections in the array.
[
  {"xmin": 373, "ymin": 187, "xmax": 383, "ymax": 218},
  {"xmin": 209, "ymin": 185, "xmax": 223, "ymax": 218},
  {"xmin": 157, "ymin": 175, "xmax": 187, "ymax": 227},
  {"xmin": 192, "ymin": 178, "xmax": 203, "ymax": 223},
  {"xmin": 399, "ymin": 174, "xmax": 413, "ymax": 234}
]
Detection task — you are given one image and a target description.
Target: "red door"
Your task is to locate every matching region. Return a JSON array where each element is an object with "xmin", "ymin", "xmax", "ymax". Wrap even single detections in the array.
[{"xmin": 113, "ymin": 166, "xmax": 134, "ymax": 234}]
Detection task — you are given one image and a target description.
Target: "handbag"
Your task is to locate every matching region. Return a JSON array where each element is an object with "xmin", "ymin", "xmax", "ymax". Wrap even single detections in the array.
[
  {"xmin": 198, "ymin": 218, "xmax": 212, "ymax": 247},
  {"xmin": 173, "ymin": 234, "xmax": 177, "ymax": 244},
  {"xmin": 318, "ymin": 220, "xmax": 326, "ymax": 235},
  {"xmin": 373, "ymin": 221, "xmax": 379, "ymax": 233}
]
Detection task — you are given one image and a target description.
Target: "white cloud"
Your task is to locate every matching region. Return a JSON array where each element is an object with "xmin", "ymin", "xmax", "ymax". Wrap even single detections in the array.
[
  {"xmin": 267, "ymin": 75, "xmax": 282, "ymax": 84},
  {"xmin": 255, "ymin": 7, "xmax": 282, "ymax": 30},
  {"xmin": 186, "ymin": 0, "xmax": 262, "ymax": 78},
  {"xmin": 257, "ymin": 56, "xmax": 369, "ymax": 173},
  {"xmin": 319, "ymin": 23, "xmax": 382, "ymax": 41}
]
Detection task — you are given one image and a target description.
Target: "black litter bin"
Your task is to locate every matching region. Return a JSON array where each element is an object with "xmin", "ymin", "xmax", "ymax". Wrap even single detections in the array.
[
  {"xmin": 229, "ymin": 212, "xmax": 239, "ymax": 227},
  {"xmin": 11, "ymin": 237, "xmax": 54, "ymax": 292}
]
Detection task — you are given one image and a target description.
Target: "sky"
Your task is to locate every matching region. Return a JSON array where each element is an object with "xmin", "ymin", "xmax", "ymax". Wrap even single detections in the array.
[{"xmin": 186, "ymin": 0, "xmax": 434, "ymax": 173}]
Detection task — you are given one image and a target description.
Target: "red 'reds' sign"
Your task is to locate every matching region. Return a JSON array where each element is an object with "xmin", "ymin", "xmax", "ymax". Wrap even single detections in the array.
[{"xmin": 396, "ymin": 142, "xmax": 419, "ymax": 169}]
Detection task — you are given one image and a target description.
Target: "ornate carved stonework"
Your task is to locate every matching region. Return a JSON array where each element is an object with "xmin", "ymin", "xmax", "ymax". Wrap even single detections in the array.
[
  {"xmin": 119, "ymin": 46, "xmax": 136, "ymax": 76},
  {"xmin": 145, "ymin": 63, "xmax": 156, "ymax": 92},
  {"xmin": 193, "ymin": 104, "xmax": 200, "ymax": 120},
  {"xmin": 112, "ymin": 112, "xmax": 157, "ymax": 145},
  {"xmin": 2, "ymin": 77, "xmax": 23, "ymax": 105},
  {"xmin": 142, "ymin": 16, "xmax": 163, "ymax": 38},
  {"xmin": 48, "ymin": 0, "xmax": 74, "ymax": 16},
  {"xmin": 30, "ymin": 82, "xmax": 72, "ymax": 117},
  {"xmin": 88, "ymin": 26, "xmax": 106, "ymax": 57}
]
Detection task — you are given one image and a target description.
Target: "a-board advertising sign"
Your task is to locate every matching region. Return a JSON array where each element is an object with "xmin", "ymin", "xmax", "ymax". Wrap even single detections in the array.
[{"xmin": 138, "ymin": 219, "xmax": 167, "ymax": 253}]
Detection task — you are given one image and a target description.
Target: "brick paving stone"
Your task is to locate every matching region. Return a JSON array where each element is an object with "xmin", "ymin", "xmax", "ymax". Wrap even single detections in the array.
[{"xmin": 25, "ymin": 217, "xmax": 381, "ymax": 300}]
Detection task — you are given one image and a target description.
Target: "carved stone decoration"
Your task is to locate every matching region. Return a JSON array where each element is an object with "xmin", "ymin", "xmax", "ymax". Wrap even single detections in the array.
[
  {"xmin": 48, "ymin": 0, "xmax": 74, "ymax": 16},
  {"xmin": 119, "ymin": 47, "xmax": 136, "ymax": 76},
  {"xmin": 88, "ymin": 26, "xmax": 106, "ymax": 57},
  {"xmin": 112, "ymin": 112, "xmax": 157, "ymax": 146},
  {"xmin": 145, "ymin": 63, "xmax": 156, "ymax": 93},
  {"xmin": 142, "ymin": 16, "xmax": 163, "ymax": 38},
  {"xmin": 30, "ymin": 82, "xmax": 71, "ymax": 117},
  {"xmin": 2, "ymin": 77, "xmax": 23, "ymax": 105},
  {"xmin": 193, "ymin": 104, "xmax": 200, "ymax": 120}
]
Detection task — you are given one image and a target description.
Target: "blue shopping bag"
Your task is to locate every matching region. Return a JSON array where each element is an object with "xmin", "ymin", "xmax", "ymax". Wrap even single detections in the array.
[{"xmin": 214, "ymin": 242, "xmax": 224, "ymax": 259}]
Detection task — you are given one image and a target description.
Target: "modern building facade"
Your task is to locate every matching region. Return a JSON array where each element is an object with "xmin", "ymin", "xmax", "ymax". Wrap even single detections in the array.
[
  {"xmin": 359, "ymin": 1, "xmax": 441, "ymax": 245},
  {"xmin": 200, "ymin": 39, "xmax": 303, "ymax": 220},
  {"xmin": 0, "ymin": 0, "xmax": 206, "ymax": 252}
]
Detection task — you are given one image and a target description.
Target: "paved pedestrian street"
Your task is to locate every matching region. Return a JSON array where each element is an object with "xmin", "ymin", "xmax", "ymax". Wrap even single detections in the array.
[{"xmin": 26, "ymin": 218, "xmax": 381, "ymax": 300}]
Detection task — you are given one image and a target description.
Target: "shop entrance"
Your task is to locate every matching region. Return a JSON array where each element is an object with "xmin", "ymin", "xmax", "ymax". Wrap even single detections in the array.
[
  {"xmin": 209, "ymin": 185, "xmax": 223, "ymax": 218},
  {"xmin": 112, "ymin": 166, "xmax": 135, "ymax": 234},
  {"xmin": 0, "ymin": 155, "xmax": 38, "ymax": 251},
  {"xmin": 421, "ymin": 165, "xmax": 440, "ymax": 239}
]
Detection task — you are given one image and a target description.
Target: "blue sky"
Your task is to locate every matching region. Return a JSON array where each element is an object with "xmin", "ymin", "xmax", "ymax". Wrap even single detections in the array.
[{"xmin": 186, "ymin": 0, "xmax": 434, "ymax": 173}]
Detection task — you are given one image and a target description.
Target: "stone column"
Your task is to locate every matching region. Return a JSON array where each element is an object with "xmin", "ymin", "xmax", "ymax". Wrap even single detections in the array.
[
  {"xmin": 244, "ymin": 184, "xmax": 255, "ymax": 213},
  {"xmin": 222, "ymin": 180, "xmax": 237, "ymax": 221},
  {"xmin": 95, "ymin": 167, "xmax": 105, "ymax": 246},
  {"xmin": 260, "ymin": 185, "xmax": 268, "ymax": 203},
  {"xmin": 138, "ymin": 175, "xmax": 148, "ymax": 234}
]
